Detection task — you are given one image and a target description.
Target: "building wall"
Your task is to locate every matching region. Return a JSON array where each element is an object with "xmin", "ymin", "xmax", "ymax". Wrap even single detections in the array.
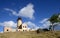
[
  {"xmin": 4, "ymin": 18, "xmax": 30, "ymax": 32},
  {"xmin": 4, "ymin": 27, "xmax": 12, "ymax": 32},
  {"xmin": 22, "ymin": 23, "xmax": 28, "ymax": 31},
  {"xmin": 17, "ymin": 23, "xmax": 30, "ymax": 32},
  {"xmin": 17, "ymin": 20, "xmax": 22, "ymax": 27},
  {"xmin": 18, "ymin": 29, "xmax": 23, "ymax": 31}
]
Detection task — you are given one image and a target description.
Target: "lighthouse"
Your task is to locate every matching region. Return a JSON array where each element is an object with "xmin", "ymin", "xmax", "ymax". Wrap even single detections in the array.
[
  {"xmin": 17, "ymin": 17, "xmax": 29, "ymax": 32},
  {"xmin": 17, "ymin": 17, "xmax": 22, "ymax": 31}
]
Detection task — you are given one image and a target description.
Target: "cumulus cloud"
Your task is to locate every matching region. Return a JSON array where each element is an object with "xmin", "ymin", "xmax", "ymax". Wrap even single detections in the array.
[
  {"xmin": 40, "ymin": 18, "xmax": 48, "ymax": 23},
  {"xmin": 0, "ymin": 23, "xmax": 3, "ymax": 25},
  {"xmin": 39, "ymin": 18, "xmax": 60, "ymax": 30},
  {"xmin": 0, "ymin": 21, "xmax": 39, "ymax": 30},
  {"xmin": 41, "ymin": 21, "xmax": 51, "ymax": 29},
  {"xmin": 24, "ymin": 21, "xmax": 39, "ymax": 30},
  {"xmin": 0, "ymin": 21, "xmax": 17, "ymax": 32},
  {"xmin": 39, "ymin": 18, "xmax": 51, "ymax": 29},
  {"xmin": 19, "ymin": 3, "xmax": 34, "ymax": 19},
  {"xmin": 4, "ymin": 3, "xmax": 35, "ymax": 19},
  {"xmin": 0, "ymin": 21, "xmax": 17, "ymax": 27},
  {"xmin": 4, "ymin": 8, "xmax": 18, "ymax": 16}
]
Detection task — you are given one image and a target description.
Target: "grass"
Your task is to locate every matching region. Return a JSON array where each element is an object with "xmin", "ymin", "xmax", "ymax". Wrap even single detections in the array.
[{"xmin": 0, "ymin": 31, "xmax": 60, "ymax": 38}]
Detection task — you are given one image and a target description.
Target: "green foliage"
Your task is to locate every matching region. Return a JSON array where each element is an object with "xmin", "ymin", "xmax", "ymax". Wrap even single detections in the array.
[
  {"xmin": 49, "ymin": 14, "xmax": 59, "ymax": 23},
  {"xmin": 49, "ymin": 13, "xmax": 60, "ymax": 31}
]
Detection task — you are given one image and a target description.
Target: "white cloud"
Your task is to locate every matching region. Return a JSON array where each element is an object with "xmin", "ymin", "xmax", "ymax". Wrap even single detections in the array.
[
  {"xmin": 0, "ymin": 23, "xmax": 4, "ymax": 25},
  {"xmin": 0, "ymin": 21, "xmax": 17, "ymax": 32},
  {"xmin": 40, "ymin": 21, "xmax": 51, "ymax": 29},
  {"xmin": 0, "ymin": 21, "xmax": 17, "ymax": 27},
  {"xmin": 4, "ymin": 8, "xmax": 18, "ymax": 16},
  {"xmin": 24, "ymin": 21, "xmax": 39, "ymax": 30},
  {"xmin": 4, "ymin": 3, "xmax": 35, "ymax": 19},
  {"xmin": 42, "ymin": 21, "xmax": 51, "ymax": 28},
  {"xmin": 0, "ymin": 21, "xmax": 39, "ymax": 30},
  {"xmin": 39, "ymin": 18, "xmax": 51, "ymax": 29},
  {"xmin": 19, "ymin": 3, "xmax": 34, "ymax": 19},
  {"xmin": 39, "ymin": 18, "xmax": 60, "ymax": 30},
  {"xmin": 40, "ymin": 18, "xmax": 48, "ymax": 23}
]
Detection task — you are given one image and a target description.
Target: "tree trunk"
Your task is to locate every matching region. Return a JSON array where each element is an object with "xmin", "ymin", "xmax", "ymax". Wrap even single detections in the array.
[
  {"xmin": 49, "ymin": 25, "xmax": 52, "ymax": 31},
  {"xmin": 52, "ymin": 24, "xmax": 54, "ymax": 31}
]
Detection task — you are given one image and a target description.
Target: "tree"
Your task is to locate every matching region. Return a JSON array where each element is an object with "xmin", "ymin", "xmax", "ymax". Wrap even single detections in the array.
[{"xmin": 49, "ymin": 13, "xmax": 60, "ymax": 31}]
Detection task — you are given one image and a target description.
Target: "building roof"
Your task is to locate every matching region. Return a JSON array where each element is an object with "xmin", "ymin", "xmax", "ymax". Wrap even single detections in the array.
[{"xmin": 17, "ymin": 17, "xmax": 22, "ymax": 21}]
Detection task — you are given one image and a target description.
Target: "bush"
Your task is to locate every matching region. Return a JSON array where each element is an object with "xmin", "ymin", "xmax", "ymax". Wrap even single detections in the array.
[
  {"xmin": 36, "ymin": 28, "xmax": 49, "ymax": 33},
  {"xmin": 36, "ymin": 28, "xmax": 43, "ymax": 33},
  {"xmin": 43, "ymin": 28, "xmax": 49, "ymax": 31}
]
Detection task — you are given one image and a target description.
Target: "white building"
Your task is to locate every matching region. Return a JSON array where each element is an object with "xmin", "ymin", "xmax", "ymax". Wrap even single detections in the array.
[
  {"xmin": 17, "ymin": 18, "xmax": 29, "ymax": 32},
  {"xmin": 4, "ymin": 17, "xmax": 30, "ymax": 32}
]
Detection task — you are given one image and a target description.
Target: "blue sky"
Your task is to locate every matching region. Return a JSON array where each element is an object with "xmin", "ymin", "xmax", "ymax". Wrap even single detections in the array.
[{"xmin": 0, "ymin": 0, "xmax": 60, "ymax": 32}]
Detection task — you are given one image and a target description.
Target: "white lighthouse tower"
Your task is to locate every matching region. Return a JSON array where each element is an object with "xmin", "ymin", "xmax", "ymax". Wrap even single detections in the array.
[{"xmin": 17, "ymin": 17, "xmax": 22, "ymax": 31}]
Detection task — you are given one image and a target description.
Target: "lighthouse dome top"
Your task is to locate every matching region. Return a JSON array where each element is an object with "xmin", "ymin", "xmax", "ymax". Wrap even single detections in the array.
[{"xmin": 17, "ymin": 17, "xmax": 22, "ymax": 21}]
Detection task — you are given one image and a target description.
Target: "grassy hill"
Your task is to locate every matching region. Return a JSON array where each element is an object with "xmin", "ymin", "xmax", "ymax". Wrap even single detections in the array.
[{"xmin": 0, "ymin": 31, "xmax": 60, "ymax": 38}]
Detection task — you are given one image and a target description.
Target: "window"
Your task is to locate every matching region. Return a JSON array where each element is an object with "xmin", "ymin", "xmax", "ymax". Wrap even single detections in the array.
[
  {"xmin": 7, "ymin": 29, "xmax": 8, "ymax": 31},
  {"xmin": 25, "ymin": 26, "xmax": 26, "ymax": 28},
  {"xmin": 23, "ymin": 26, "xmax": 24, "ymax": 28},
  {"xmin": 19, "ymin": 30, "xmax": 20, "ymax": 31}
]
